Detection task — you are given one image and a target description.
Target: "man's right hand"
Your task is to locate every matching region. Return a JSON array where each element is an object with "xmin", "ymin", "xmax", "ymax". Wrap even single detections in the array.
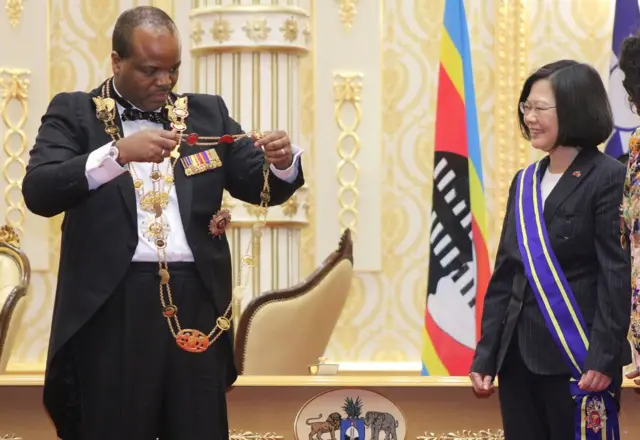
[
  {"xmin": 469, "ymin": 372, "xmax": 494, "ymax": 397},
  {"xmin": 116, "ymin": 129, "xmax": 178, "ymax": 164}
]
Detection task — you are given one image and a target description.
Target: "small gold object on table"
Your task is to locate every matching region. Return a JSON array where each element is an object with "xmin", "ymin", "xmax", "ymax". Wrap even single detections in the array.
[{"xmin": 308, "ymin": 357, "xmax": 339, "ymax": 376}]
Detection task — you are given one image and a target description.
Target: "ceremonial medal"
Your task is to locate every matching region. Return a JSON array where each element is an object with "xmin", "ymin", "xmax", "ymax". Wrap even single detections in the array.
[
  {"xmin": 176, "ymin": 329, "xmax": 210, "ymax": 353},
  {"xmin": 585, "ymin": 397, "xmax": 606, "ymax": 434},
  {"xmin": 139, "ymin": 191, "xmax": 169, "ymax": 213},
  {"xmin": 162, "ymin": 305, "xmax": 177, "ymax": 318},
  {"xmin": 93, "ymin": 96, "xmax": 116, "ymax": 122},
  {"xmin": 181, "ymin": 149, "xmax": 223, "ymax": 176},
  {"xmin": 209, "ymin": 209, "xmax": 231, "ymax": 238}
]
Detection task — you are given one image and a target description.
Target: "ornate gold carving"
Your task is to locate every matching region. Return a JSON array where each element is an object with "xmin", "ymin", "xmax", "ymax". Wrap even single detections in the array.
[
  {"xmin": 299, "ymin": 0, "xmax": 316, "ymax": 280},
  {"xmin": 493, "ymin": 0, "xmax": 529, "ymax": 259},
  {"xmin": 211, "ymin": 16, "xmax": 232, "ymax": 43},
  {"xmin": 229, "ymin": 431, "xmax": 283, "ymax": 440},
  {"xmin": 333, "ymin": 72, "xmax": 362, "ymax": 238},
  {"xmin": 191, "ymin": 20, "xmax": 204, "ymax": 44},
  {"xmin": 5, "ymin": 0, "xmax": 23, "ymax": 28},
  {"xmin": 221, "ymin": 190, "xmax": 237, "ymax": 211},
  {"xmin": 280, "ymin": 17, "xmax": 299, "ymax": 42},
  {"xmin": 303, "ymin": 22, "xmax": 312, "ymax": 45},
  {"xmin": 0, "ymin": 69, "xmax": 30, "ymax": 237},
  {"xmin": 0, "ymin": 225, "xmax": 20, "ymax": 248},
  {"xmin": 282, "ymin": 194, "xmax": 299, "ymax": 217},
  {"xmin": 337, "ymin": 0, "xmax": 358, "ymax": 30},
  {"xmin": 417, "ymin": 430, "xmax": 504, "ymax": 440},
  {"xmin": 243, "ymin": 18, "xmax": 271, "ymax": 42},
  {"xmin": 0, "ymin": 435, "xmax": 23, "ymax": 440},
  {"xmin": 245, "ymin": 202, "xmax": 263, "ymax": 218}
]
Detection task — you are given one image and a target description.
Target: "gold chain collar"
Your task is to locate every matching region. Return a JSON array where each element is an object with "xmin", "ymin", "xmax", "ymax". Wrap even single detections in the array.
[{"xmin": 92, "ymin": 77, "xmax": 271, "ymax": 353}]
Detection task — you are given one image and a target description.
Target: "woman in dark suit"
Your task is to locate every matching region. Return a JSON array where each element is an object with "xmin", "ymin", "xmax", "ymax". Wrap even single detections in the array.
[{"xmin": 470, "ymin": 60, "xmax": 631, "ymax": 440}]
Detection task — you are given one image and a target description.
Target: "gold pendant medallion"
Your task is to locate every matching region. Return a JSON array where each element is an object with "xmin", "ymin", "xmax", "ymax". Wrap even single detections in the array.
[{"xmin": 140, "ymin": 191, "xmax": 169, "ymax": 213}]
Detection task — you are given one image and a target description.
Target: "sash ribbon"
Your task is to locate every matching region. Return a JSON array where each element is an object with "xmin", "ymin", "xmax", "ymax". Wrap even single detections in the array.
[{"xmin": 514, "ymin": 162, "xmax": 619, "ymax": 440}]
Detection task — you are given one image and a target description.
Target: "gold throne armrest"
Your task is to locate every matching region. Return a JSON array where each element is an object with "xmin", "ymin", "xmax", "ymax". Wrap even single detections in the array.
[
  {"xmin": 234, "ymin": 229, "xmax": 354, "ymax": 375},
  {"xmin": 0, "ymin": 225, "xmax": 31, "ymax": 373}
]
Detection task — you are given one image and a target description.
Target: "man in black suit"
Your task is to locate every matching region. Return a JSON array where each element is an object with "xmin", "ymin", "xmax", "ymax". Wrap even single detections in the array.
[
  {"xmin": 22, "ymin": 6, "xmax": 303, "ymax": 440},
  {"xmin": 470, "ymin": 60, "xmax": 631, "ymax": 439}
]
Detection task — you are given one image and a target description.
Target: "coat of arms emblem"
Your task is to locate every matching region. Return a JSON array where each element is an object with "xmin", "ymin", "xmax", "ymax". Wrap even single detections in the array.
[
  {"xmin": 585, "ymin": 397, "xmax": 607, "ymax": 433},
  {"xmin": 295, "ymin": 389, "xmax": 405, "ymax": 440}
]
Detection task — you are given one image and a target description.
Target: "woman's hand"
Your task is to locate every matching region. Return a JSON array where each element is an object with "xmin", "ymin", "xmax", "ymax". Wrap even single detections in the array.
[
  {"xmin": 469, "ymin": 372, "xmax": 495, "ymax": 397},
  {"xmin": 625, "ymin": 366, "xmax": 640, "ymax": 386},
  {"xmin": 578, "ymin": 370, "xmax": 611, "ymax": 392}
]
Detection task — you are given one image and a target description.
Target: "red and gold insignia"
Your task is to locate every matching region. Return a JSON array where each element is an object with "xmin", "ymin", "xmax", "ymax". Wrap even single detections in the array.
[
  {"xmin": 219, "ymin": 135, "xmax": 234, "ymax": 144},
  {"xmin": 181, "ymin": 131, "xmax": 265, "ymax": 148},
  {"xmin": 585, "ymin": 397, "xmax": 606, "ymax": 433},
  {"xmin": 209, "ymin": 209, "xmax": 231, "ymax": 237},
  {"xmin": 572, "ymin": 171, "xmax": 581, "ymax": 177},
  {"xmin": 176, "ymin": 329, "xmax": 209, "ymax": 353},
  {"xmin": 186, "ymin": 133, "xmax": 199, "ymax": 146}
]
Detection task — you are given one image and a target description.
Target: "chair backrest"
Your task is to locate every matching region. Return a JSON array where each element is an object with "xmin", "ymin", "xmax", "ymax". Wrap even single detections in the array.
[
  {"xmin": 0, "ymin": 225, "xmax": 31, "ymax": 373},
  {"xmin": 234, "ymin": 229, "xmax": 354, "ymax": 375}
]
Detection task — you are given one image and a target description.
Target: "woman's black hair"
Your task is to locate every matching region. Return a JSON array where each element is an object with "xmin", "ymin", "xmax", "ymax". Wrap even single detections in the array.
[{"xmin": 517, "ymin": 60, "xmax": 613, "ymax": 149}]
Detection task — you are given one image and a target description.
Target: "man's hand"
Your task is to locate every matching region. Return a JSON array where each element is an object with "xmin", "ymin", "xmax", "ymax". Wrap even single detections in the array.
[
  {"xmin": 254, "ymin": 130, "xmax": 292, "ymax": 170},
  {"xmin": 578, "ymin": 370, "xmax": 611, "ymax": 392},
  {"xmin": 116, "ymin": 129, "xmax": 178, "ymax": 164},
  {"xmin": 469, "ymin": 372, "xmax": 494, "ymax": 397}
]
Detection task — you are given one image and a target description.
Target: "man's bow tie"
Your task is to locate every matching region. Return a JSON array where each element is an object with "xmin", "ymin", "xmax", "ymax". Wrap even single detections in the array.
[{"xmin": 121, "ymin": 108, "xmax": 169, "ymax": 125}]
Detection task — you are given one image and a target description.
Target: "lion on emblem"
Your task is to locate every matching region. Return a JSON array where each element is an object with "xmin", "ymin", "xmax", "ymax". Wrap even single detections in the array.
[{"xmin": 305, "ymin": 412, "xmax": 342, "ymax": 440}]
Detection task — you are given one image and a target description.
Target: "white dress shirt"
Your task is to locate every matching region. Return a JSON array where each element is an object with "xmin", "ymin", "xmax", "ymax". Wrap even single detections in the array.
[
  {"xmin": 540, "ymin": 169, "xmax": 562, "ymax": 205},
  {"xmin": 85, "ymin": 95, "xmax": 303, "ymax": 262}
]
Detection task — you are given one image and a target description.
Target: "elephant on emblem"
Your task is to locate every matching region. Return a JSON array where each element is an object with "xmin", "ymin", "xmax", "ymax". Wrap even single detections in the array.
[{"xmin": 363, "ymin": 411, "xmax": 398, "ymax": 440}]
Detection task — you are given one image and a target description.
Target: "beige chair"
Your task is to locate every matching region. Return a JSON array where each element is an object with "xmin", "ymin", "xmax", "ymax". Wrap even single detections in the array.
[
  {"xmin": 0, "ymin": 225, "xmax": 30, "ymax": 373},
  {"xmin": 234, "ymin": 229, "xmax": 354, "ymax": 375}
]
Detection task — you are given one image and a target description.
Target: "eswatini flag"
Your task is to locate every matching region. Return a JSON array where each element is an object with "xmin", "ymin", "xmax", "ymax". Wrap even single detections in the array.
[{"xmin": 422, "ymin": 0, "xmax": 490, "ymax": 376}]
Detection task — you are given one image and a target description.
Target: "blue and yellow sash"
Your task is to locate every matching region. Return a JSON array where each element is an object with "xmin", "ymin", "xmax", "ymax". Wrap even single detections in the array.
[{"xmin": 514, "ymin": 162, "xmax": 619, "ymax": 440}]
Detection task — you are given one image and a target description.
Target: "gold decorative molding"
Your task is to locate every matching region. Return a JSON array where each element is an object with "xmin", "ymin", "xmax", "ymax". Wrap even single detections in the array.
[
  {"xmin": 302, "ymin": 22, "xmax": 312, "ymax": 45},
  {"xmin": 191, "ymin": 20, "xmax": 204, "ymax": 44},
  {"xmin": 5, "ymin": 0, "xmax": 23, "ymax": 28},
  {"xmin": 189, "ymin": 5, "xmax": 310, "ymax": 55},
  {"xmin": 492, "ymin": 0, "xmax": 529, "ymax": 258},
  {"xmin": 221, "ymin": 190, "xmax": 237, "ymax": 211},
  {"xmin": 333, "ymin": 72, "xmax": 362, "ymax": 238},
  {"xmin": 190, "ymin": 5, "xmax": 309, "ymax": 17},
  {"xmin": 243, "ymin": 18, "xmax": 271, "ymax": 42},
  {"xmin": 282, "ymin": 194, "xmax": 299, "ymax": 217},
  {"xmin": 0, "ymin": 435, "xmax": 22, "ymax": 440},
  {"xmin": 211, "ymin": 16, "xmax": 232, "ymax": 43},
  {"xmin": 337, "ymin": 0, "xmax": 358, "ymax": 30},
  {"xmin": 299, "ymin": 0, "xmax": 316, "ymax": 279},
  {"xmin": 0, "ymin": 69, "xmax": 30, "ymax": 237},
  {"xmin": 280, "ymin": 16, "xmax": 299, "ymax": 42},
  {"xmin": 417, "ymin": 430, "xmax": 504, "ymax": 440},
  {"xmin": 229, "ymin": 431, "xmax": 283, "ymax": 440},
  {"xmin": 0, "ymin": 225, "xmax": 20, "ymax": 248},
  {"xmin": 244, "ymin": 202, "xmax": 263, "ymax": 218}
]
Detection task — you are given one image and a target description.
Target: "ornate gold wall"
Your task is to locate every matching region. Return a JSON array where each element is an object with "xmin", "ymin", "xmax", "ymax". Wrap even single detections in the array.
[{"xmin": 0, "ymin": 0, "xmax": 620, "ymax": 372}]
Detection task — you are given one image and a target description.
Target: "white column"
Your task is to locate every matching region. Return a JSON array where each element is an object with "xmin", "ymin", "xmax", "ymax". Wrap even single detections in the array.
[{"xmin": 189, "ymin": 0, "xmax": 311, "ymax": 310}]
